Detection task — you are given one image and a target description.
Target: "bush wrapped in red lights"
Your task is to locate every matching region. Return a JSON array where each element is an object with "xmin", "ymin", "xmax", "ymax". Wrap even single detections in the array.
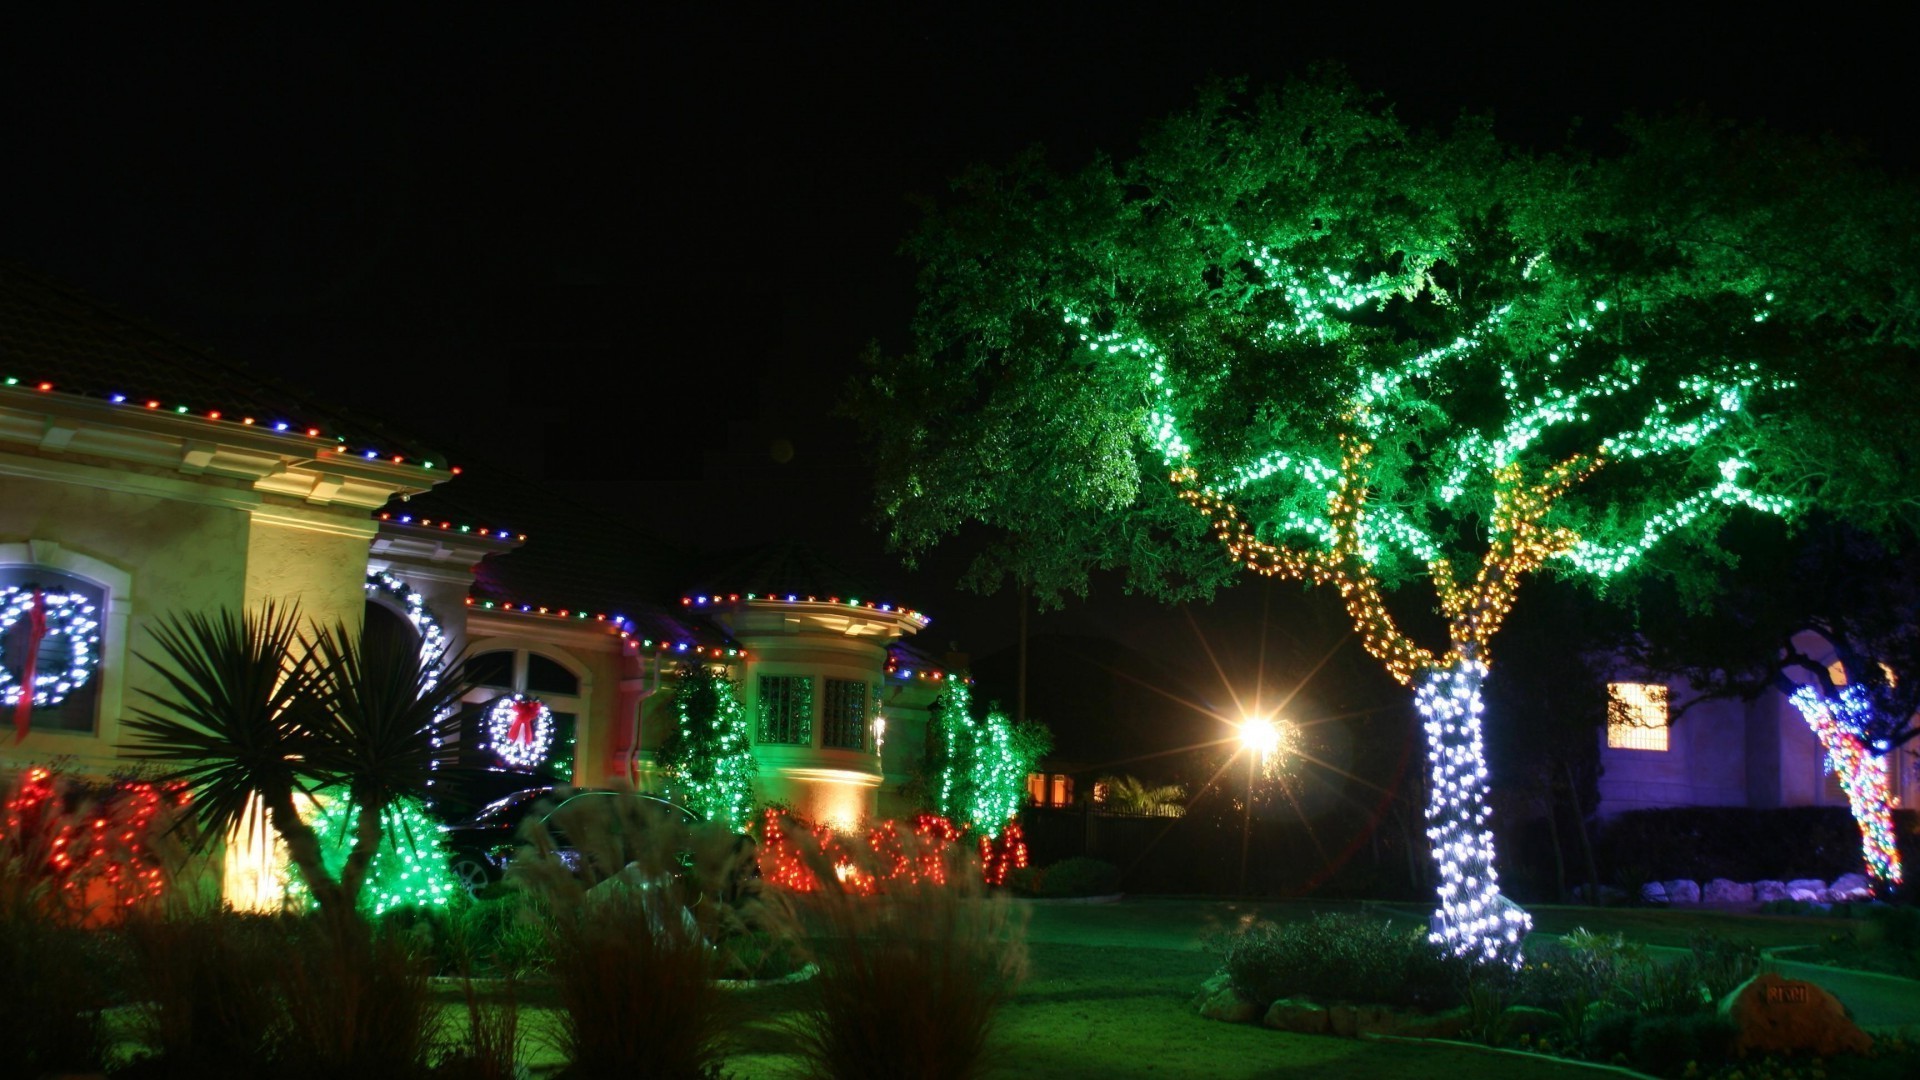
[
  {"xmin": 758, "ymin": 808, "xmax": 1015, "ymax": 894},
  {"xmin": 1, "ymin": 766, "xmax": 193, "ymax": 925}
]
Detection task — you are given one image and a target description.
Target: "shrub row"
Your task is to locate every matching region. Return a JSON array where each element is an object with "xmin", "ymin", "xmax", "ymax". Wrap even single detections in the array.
[{"xmin": 1594, "ymin": 806, "xmax": 1920, "ymax": 885}]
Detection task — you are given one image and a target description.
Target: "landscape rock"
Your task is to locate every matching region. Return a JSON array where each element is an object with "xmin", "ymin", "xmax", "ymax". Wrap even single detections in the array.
[
  {"xmin": 1662, "ymin": 879, "xmax": 1701, "ymax": 905},
  {"xmin": 1753, "ymin": 880, "xmax": 1790, "ymax": 902},
  {"xmin": 1501, "ymin": 1006, "xmax": 1561, "ymax": 1039},
  {"xmin": 1722, "ymin": 972, "xmax": 1871, "ymax": 1058},
  {"xmin": 1327, "ymin": 1004, "xmax": 1393, "ymax": 1037},
  {"xmin": 1263, "ymin": 998, "xmax": 1330, "ymax": 1034},
  {"xmin": 1390, "ymin": 1007, "xmax": 1470, "ymax": 1039},
  {"xmin": 1194, "ymin": 974, "xmax": 1258, "ymax": 1023},
  {"xmin": 1703, "ymin": 878, "xmax": 1754, "ymax": 905},
  {"xmin": 1640, "ymin": 880, "xmax": 1669, "ymax": 904},
  {"xmin": 1786, "ymin": 878, "xmax": 1830, "ymax": 903},
  {"xmin": 1828, "ymin": 873, "xmax": 1873, "ymax": 901}
]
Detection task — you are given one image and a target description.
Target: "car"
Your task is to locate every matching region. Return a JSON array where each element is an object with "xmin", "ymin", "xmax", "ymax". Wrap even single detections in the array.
[{"xmin": 437, "ymin": 785, "xmax": 702, "ymax": 897}]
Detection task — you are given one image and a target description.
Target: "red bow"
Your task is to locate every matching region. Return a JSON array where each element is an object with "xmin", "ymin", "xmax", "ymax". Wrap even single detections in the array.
[
  {"xmin": 13, "ymin": 589, "xmax": 47, "ymax": 743},
  {"xmin": 506, "ymin": 698, "xmax": 542, "ymax": 746}
]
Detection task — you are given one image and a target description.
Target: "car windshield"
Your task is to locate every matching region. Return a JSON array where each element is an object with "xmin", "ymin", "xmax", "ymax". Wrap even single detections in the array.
[{"xmin": 470, "ymin": 788, "xmax": 551, "ymax": 824}]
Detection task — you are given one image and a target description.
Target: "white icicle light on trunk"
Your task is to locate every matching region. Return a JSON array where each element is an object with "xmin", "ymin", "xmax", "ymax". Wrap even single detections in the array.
[{"xmin": 1415, "ymin": 658, "xmax": 1531, "ymax": 968}]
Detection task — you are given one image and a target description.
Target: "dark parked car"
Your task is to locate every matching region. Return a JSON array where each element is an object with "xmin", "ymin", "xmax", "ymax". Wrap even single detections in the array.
[{"xmin": 437, "ymin": 786, "xmax": 700, "ymax": 897}]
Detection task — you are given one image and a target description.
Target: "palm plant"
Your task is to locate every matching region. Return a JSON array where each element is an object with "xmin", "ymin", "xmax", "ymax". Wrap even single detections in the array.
[
  {"xmin": 124, "ymin": 604, "xmax": 471, "ymax": 918},
  {"xmin": 1098, "ymin": 774, "xmax": 1186, "ymax": 816}
]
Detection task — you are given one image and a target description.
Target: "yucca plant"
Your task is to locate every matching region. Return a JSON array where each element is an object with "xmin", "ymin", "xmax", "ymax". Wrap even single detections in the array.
[{"xmin": 124, "ymin": 604, "xmax": 473, "ymax": 919}]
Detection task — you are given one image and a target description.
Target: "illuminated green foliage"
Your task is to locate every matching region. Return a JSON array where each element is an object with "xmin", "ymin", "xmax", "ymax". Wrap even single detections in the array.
[
  {"xmin": 291, "ymin": 789, "xmax": 460, "ymax": 916},
  {"xmin": 662, "ymin": 661, "xmax": 758, "ymax": 831},
  {"xmin": 929, "ymin": 681, "xmax": 1050, "ymax": 838}
]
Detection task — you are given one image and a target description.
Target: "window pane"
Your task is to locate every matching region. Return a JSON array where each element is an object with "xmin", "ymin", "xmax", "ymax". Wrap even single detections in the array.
[
  {"xmin": 1, "ymin": 568, "xmax": 105, "ymax": 734},
  {"xmin": 469, "ymin": 651, "xmax": 515, "ymax": 691},
  {"xmin": 757, "ymin": 675, "xmax": 813, "ymax": 745},
  {"xmin": 1027, "ymin": 772, "xmax": 1046, "ymax": 805},
  {"xmin": 542, "ymin": 712, "xmax": 577, "ymax": 782},
  {"xmin": 526, "ymin": 653, "xmax": 580, "ymax": 696},
  {"xmin": 1606, "ymin": 682, "xmax": 1669, "ymax": 751},
  {"xmin": 822, "ymin": 679, "xmax": 867, "ymax": 750}
]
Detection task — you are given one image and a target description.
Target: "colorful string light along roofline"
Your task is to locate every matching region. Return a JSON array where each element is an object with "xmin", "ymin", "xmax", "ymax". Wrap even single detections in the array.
[
  {"xmin": 681, "ymin": 592, "xmax": 932, "ymax": 627},
  {"xmin": 376, "ymin": 512, "xmax": 524, "ymax": 541},
  {"xmin": 884, "ymin": 658, "xmax": 967, "ymax": 684},
  {"xmin": 463, "ymin": 597, "xmax": 745, "ymax": 658},
  {"xmin": 2, "ymin": 374, "xmax": 455, "ymax": 473}
]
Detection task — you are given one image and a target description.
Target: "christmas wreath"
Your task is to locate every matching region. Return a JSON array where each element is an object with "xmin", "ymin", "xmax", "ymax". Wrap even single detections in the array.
[{"xmin": 486, "ymin": 692, "xmax": 554, "ymax": 769}]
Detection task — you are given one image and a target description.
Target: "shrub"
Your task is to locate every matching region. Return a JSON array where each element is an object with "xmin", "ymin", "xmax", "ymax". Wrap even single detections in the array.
[
  {"xmin": 1034, "ymin": 856, "xmax": 1121, "ymax": 898},
  {"xmin": 121, "ymin": 914, "xmax": 287, "ymax": 1078},
  {"xmin": 0, "ymin": 913, "xmax": 114, "ymax": 1074},
  {"xmin": 1217, "ymin": 913, "xmax": 1463, "ymax": 1011},
  {"xmin": 782, "ymin": 817, "xmax": 1026, "ymax": 1080},
  {"xmin": 1596, "ymin": 805, "xmax": 1920, "ymax": 884}
]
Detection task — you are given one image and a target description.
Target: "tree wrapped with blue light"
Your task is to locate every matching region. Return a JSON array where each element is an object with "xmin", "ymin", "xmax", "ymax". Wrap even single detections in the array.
[
  {"xmin": 662, "ymin": 660, "xmax": 758, "ymax": 831},
  {"xmin": 1787, "ymin": 670, "xmax": 1911, "ymax": 893},
  {"xmin": 929, "ymin": 680, "xmax": 1049, "ymax": 840}
]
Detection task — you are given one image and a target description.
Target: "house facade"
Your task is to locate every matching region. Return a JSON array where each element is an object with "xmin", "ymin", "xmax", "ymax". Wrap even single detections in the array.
[
  {"xmin": 1597, "ymin": 637, "xmax": 1920, "ymax": 817},
  {"xmin": 0, "ymin": 270, "xmax": 951, "ymax": 904}
]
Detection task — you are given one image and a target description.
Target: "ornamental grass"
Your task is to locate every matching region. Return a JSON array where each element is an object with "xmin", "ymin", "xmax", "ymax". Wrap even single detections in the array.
[{"xmin": 779, "ymin": 818, "xmax": 1028, "ymax": 1080}]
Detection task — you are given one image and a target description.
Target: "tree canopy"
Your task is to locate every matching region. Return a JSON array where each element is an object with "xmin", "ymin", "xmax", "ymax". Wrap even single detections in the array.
[{"xmin": 855, "ymin": 75, "xmax": 1920, "ymax": 636}]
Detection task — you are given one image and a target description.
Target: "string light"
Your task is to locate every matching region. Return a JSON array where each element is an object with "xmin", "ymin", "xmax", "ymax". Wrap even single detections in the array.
[
  {"xmin": 377, "ymin": 512, "xmax": 523, "ymax": 540},
  {"xmin": 0, "ymin": 585, "xmax": 102, "ymax": 711},
  {"xmin": 683, "ymin": 593, "xmax": 933, "ymax": 628},
  {"xmin": 663, "ymin": 662, "xmax": 758, "ymax": 831},
  {"xmin": 2, "ymin": 375, "xmax": 448, "ymax": 471},
  {"xmin": 1789, "ymin": 685, "xmax": 1903, "ymax": 890},
  {"xmin": 1131, "ymin": 267, "xmax": 1791, "ymax": 965},
  {"xmin": 483, "ymin": 693, "xmax": 555, "ymax": 770},
  {"xmin": 286, "ymin": 790, "xmax": 460, "ymax": 916},
  {"xmin": 932, "ymin": 681, "xmax": 1041, "ymax": 841}
]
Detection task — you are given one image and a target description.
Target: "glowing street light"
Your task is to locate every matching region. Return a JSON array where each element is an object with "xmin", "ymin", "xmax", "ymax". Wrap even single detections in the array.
[{"xmin": 1237, "ymin": 712, "xmax": 1285, "ymax": 896}]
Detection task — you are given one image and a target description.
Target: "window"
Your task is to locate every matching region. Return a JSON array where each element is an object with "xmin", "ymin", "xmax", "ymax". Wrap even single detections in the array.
[
  {"xmin": 1051, "ymin": 774, "xmax": 1073, "ymax": 806},
  {"xmin": 1027, "ymin": 771, "xmax": 1046, "ymax": 805},
  {"xmin": 462, "ymin": 647, "xmax": 583, "ymax": 779},
  {"xmin": 0, "ymin": 567, "xmax": 106, "ymax": 734},
  {"xmin": 822, "ymin": 679, "xmax": 867, "ymax": 750},
  {"xmin": 758, "ymin": 675, "xmax": 813, "ymax": 745},
  {"xmin": 1026, "ymin": 771, "xmax": 1074, "ymax": 808},
  {"xmin": 1607, "ymin": 682, "xmax": 1669, "ymax": 751}
]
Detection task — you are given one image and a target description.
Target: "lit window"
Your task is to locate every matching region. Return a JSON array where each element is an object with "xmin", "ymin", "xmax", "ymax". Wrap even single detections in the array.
[
  {"xmin": 1050, "ymin": 774, "xmax": 1073, "ymax": 806},
  {"xmin": 1607, "ymin": 682, "xmax": 1669, "ymax": 751},
  {"xmin": 758, "ymin": 675, "xmax": 813, "ymax": 745},
  {"xmin": 1027, "ymin": 771, "xmax": 1046, "ymax": 805},
  {"xmin": 460, "ymin": 648, "xmax": 583, "ymax": 778}
]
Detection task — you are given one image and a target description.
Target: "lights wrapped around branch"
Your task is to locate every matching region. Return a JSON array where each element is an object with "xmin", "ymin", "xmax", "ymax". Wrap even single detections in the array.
[
  {"xmin": 485, "ymin": 693, "xmax": 554, "ymax": 770},
  {"xmin": 1789, "ymin": 685, "xmax": 1902, "ymax": 889},
  {"xmin": 0, "ymin": 585, "xmax": 102, "ymax": 709}
]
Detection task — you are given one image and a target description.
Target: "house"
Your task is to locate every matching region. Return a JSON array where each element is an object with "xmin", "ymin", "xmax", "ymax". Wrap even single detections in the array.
[
  {"xmin": 1597, "ymin": 637, "xmax": 1920, "ymax": 817},
  {"xmin": 0, "ymin": 268, "xmax": 953, "ymax": 902}
]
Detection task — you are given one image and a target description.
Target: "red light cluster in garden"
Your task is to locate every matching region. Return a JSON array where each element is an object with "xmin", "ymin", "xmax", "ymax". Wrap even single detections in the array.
[
  {"xmin": 2, "ymin": 767, "xmax": 191, "ymax": 920},
  {"xmin": 757, "ymin": 808, "xmax": 969, "ymax": 893},
  {"xmin": 979, "ymin": 823, "xmax": 1029, "ymax": 887},
  {"xmin": 2, "ymin": 375, "xmax": 453, "ymax": 472}
]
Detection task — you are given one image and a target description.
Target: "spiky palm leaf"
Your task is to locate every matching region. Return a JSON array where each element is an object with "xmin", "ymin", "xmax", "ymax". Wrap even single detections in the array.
[
  {"xmin": 296, "ymin": 615, "xmax": 475, "ymax": 905},
  {"xmin": 122, "ymin": 605, "xmax": 312, "ymax": 851},
  {"xmin": 1099, "ymin": 774, "xmax": 1186, "ymax": 816}
]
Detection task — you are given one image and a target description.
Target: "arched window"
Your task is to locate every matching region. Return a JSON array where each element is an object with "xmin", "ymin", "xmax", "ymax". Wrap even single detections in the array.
[
  {"xmin": 462, "ymin": 647, "xmax": 583, "ymax": 780},
  {"xmin": 0, "ymin": 566, "xmax": 107, "ymax": 734}
]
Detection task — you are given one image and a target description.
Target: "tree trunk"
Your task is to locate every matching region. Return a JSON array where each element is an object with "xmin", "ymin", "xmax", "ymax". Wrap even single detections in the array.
[
  {"xmin": 1413, "ymin": 658, "xmax": 1530, "ymax": 966},
  {"xmin": 338, "ymin": 795, "xmax": 387, "ymax": 910},
  {"xmin": 268, "ymin": 791, "xmax": 348, "ymax": 916}
]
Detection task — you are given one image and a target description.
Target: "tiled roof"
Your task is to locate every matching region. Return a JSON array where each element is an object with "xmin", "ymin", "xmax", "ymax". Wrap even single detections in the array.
[{"xmin": 0, "ymin": 265, "xmax": 446, "ymax": 467}]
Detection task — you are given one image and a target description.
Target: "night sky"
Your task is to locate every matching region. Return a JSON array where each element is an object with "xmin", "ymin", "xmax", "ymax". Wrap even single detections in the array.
[{"xmin": 4, "ymin": 6, "xmax": 1911, "ymax": 680}]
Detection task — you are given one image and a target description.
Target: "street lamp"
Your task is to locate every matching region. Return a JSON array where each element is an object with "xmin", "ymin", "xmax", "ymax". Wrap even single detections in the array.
[{"xmin": 1238, "ymin": 713, "xmax": 1283, "ymax": 896}]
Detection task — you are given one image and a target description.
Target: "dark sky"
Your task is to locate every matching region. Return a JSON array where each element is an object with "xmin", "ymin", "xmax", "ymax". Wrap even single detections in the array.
[{"xmin": 4, "ymin": 5, "xmax": 1911, "ymax": 668}]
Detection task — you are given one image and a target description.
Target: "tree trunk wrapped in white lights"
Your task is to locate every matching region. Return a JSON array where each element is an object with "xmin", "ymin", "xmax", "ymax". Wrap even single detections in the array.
[{"xmin": 1417, "ymin": 658, "xmax": 1530, "ymax": 965}]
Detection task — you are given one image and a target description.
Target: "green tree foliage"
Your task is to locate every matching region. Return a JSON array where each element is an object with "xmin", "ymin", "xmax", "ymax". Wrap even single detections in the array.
[
  {"xmin": 660, "ymin": 661, "xmax": 758, "ymax": 831},
  {"xmin": 926, "ymin": 680, "xmax": 1051, "ymax": 838}
]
